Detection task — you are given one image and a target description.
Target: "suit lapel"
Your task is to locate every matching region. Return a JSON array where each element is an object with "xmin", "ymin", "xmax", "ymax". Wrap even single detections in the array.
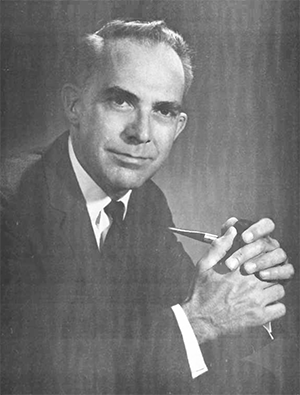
[{"xmin": 42, "ymin": 132, "xmax": 100, "ymax": 275}]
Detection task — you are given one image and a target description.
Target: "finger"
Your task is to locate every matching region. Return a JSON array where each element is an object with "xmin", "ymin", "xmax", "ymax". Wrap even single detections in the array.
[
  {"xmin": 259, "ymin": 262, "xmax": 294, "ymax": 281},
  {"xmin": 241, "ymin": 218, "xmax": 275, "ymax": 244},
  {"xmin": 197, "ymin": 226, "xmax": 237, "ymax": 273},
  {"xmin": 243, "ymin": 247, "xmax": 287, "ymax": 274},
  {"xmin": 262, "ymin": 283, "xmax": 285, "ymax": 306},
  {"xmin": 266, "ymin": 236, "xmax": 280, "ymax": 249},
  {"xmin": 221, "ymin": 217, "xmax": 238, "ymax": 235},
  {"xmin": 225, "ymin": 237, "xmax": 278, "ymax": 271},
  {"xmin": 264, "ymin": 302, "xmax": 286, "ymax": 324}
]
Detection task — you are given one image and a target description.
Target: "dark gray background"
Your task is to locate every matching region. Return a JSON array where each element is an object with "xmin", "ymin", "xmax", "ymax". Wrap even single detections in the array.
[{"xmin": 1, "ymin": 1, "xmax": 299, "ymax": 392}]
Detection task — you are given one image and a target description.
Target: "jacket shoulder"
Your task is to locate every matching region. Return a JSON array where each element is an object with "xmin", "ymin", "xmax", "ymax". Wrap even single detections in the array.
[
  {"xmin": 130, "ymin": 179, "xmax": 174, "ymax": 226},
  {"xmin": 1, "ymin": 152, "xmax": 43, "ymax": 201},
  {"xmin": 1, "ymin": 132, "xmax": 68, "ymax": 199}
]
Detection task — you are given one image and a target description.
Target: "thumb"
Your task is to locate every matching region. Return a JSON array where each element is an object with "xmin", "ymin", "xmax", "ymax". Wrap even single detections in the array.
[{"xmin": 197, "ymin": 226, "xmax": 237, "ymax": 273}]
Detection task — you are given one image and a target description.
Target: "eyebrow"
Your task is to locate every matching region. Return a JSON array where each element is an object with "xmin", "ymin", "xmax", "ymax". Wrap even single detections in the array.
[
  {"xmin": 153, "ymin": 101, "xmax": 183, "ymax": 113},
  {"xmin": 101, "ymin": 85, "xmax": 183, "ymax": 112},
  {"xmin": 101, "ymin": 86, "xmax": 139, "ymax": 104}
]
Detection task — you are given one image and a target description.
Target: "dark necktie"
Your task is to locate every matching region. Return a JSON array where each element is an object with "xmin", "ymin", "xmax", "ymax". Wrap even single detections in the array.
[
  {"xmin": 103, "ymin": 200, "xmax": 125, "ymax": 248},
  {"xmin": 101, "ymin": 200, "xmax": 127, "ymax": 285}
]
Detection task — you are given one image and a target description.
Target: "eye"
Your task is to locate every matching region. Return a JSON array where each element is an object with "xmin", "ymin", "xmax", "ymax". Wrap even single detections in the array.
[
  {"xmin": 112, "ymin": 96, "xmax": 131, "ymax": 108},
  {"xmin": 104, "ymin": 92, "xmax": 134, "ymax": 111},
  {"xmin": 155, "ymin": 107, "xmax": 177, "ymax": 118}
]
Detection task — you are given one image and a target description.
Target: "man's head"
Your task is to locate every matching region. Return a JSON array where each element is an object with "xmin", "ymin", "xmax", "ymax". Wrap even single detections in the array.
[{"xmin": 62, "ymin": 20, "xmax": 193, "ymax": 199}]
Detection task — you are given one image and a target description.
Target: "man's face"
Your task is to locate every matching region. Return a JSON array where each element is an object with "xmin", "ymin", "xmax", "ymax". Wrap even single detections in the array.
[{"xmin": 70, "ymin": 39, "xmax": 187, "ymax": 198}]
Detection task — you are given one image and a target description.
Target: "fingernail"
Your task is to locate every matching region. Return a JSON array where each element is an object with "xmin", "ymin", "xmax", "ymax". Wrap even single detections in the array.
[
  {"xmin": 226, "ymin": 257, "xmax": 239, "ymax": 271},
  {"xmin": 243, "ymin": 232, "xmax": 253, "ymax": 243},
  {"xmin": 244, "ymin": 262, "xmax": 257, "ymax": 274},
  {"xmin": 260, "ymin": 270, "xmax": 270, "ymax": 280}
]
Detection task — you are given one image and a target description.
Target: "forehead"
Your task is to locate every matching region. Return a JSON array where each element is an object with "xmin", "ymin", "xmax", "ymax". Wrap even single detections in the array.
[{"xmin": 90, "ymin": 38, "xmax": 186, "ymax": 101}]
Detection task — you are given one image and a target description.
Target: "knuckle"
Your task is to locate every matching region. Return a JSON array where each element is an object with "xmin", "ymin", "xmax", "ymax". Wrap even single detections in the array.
[
  {"xmin": 255, "ymin": 308, "xmax": 266, "ymax": 324},
  {"xmin": 231, "ymin": 249, "xmax": 244, "ymax": 265},
  {"xmin": 281, "ymin": 304, "xmax": 287, "ymax": 316},
  {"xmin": 269, "ymin": 237, "xmax": 280, "ymax": 248},
  {"xmin": 276, "ymin": 303, "xmax": 286, "ymax": 318},
  {"xmin": 277, "ymin": 248, "xmax": 287, "ymax": 262},
  {"xmin": 254, "ymin": 238, "xmax": 268, "ymax": 255},
  {"xmin": 287, "ymin": 263, "xmax": 295, "ymax": 278},
  {"xmin": 257, "ymin": 238, "xmax": 268, "ymax": 253},
  {"xmin": 211, "ymin": 239, "xmax": 227, "ymax": 260},
  {"xmin": 256, "ymin": 256, "xmax": 268, "ymax": 270},
  {"xmin": 266, "ymin": 303, "xmax": 286, "ymax": 322},
  {"xmin": 254, "ymin": 296, "xmax": 262, "ymax": 308},
  {"xmin": 234, "ymin": 249, "xmax": 244, "ymax": 261},
  {"xmin": 263, "ymin": 218, "xmax": 275, "ymax": 232},
  {"xmin": 281, "ymin": 263, "xmax": 295, "ymax": 280},
  {"xmin": 277, "ymin": 284, "xmax": 285, "ymax": 299},
  {"xmin": 211, "ymin": 238, "xmax": 221, "ymax": 249},
  {"xmin": 250, "ymin": 292, "xmax": 263, "ymax": 308}
]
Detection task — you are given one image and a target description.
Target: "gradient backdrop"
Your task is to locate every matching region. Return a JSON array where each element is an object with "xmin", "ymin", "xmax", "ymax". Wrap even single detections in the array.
[{"xmin": 1, "ymin": 1, "xmax": 299, "ymax": 393}]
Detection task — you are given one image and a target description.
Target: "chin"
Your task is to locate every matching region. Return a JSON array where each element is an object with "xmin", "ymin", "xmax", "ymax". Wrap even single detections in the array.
[
  {"xmin": 109, "ymin": 174, "xmax": 149, "ymax": 195},
  {"xmin": 101, "ymin": 164, "xmax": 159, "ymax": 196},
  {"xmin": 115, "ymin": 178, "xmax": 146, "ymax": 192}
]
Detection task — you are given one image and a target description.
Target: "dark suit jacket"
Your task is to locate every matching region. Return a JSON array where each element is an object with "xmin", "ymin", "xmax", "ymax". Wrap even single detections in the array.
[{"xmin": 1, "ymin": 132, "xmax": 279, "ymax": 394}]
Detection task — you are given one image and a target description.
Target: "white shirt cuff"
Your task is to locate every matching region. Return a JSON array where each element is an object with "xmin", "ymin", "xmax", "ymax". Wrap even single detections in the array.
[{"xmin": 171, "ymin": 304, "xmax": 208, "ymax": 379}]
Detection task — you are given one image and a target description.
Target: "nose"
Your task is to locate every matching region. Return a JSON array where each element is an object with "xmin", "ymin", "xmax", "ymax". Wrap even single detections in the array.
[{"xmin": 123, "ymin": 109, "xmax": 151, "ymax": 145}]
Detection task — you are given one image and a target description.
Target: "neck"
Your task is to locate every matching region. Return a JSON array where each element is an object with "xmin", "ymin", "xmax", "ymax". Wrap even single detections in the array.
[{"xmin": 104, "ymin": 186, "xmax": 130, "ymax": 201}]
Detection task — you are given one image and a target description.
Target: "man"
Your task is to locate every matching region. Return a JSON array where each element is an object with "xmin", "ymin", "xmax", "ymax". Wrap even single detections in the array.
[{"xmin": 1, "ymin": 20, "xmax": 294, "ymax": 394}]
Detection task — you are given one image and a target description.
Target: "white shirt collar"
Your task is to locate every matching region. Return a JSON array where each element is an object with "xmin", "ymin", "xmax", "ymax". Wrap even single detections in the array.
[{"xmin": 68, "ymin": 136, "xmax": 131, "ymax": 219}]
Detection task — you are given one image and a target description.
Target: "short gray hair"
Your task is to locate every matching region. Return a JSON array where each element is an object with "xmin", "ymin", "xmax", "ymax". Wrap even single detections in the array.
[{"xmin": 74, "ymin": 19, "xmax": 194, "ymax": 94}]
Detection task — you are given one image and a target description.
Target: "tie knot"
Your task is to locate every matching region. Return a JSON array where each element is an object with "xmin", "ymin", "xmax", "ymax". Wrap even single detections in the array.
[{"xmin": 104, "ymin": 200, "xmax": 124, "ymax": 224}]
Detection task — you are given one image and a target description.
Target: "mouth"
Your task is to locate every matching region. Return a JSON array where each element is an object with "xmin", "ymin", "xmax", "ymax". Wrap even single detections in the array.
[{"xmin": 109, "ymin": 150, "xmax": 152, "ymax": 167}]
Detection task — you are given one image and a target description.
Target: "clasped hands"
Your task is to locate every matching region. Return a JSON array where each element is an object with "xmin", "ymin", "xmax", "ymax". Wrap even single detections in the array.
[{"xmin": 182, "ymin": 218, "xmax": 294, "ymax": 344}]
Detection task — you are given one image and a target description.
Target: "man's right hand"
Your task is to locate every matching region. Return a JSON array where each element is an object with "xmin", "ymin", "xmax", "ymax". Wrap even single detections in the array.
[{"xmin": 181, "ymin": 225, "xmax": 286, "ymax": 344}]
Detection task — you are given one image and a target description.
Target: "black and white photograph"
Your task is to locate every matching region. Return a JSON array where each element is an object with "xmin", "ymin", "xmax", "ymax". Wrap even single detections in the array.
[{"xmin": 1, "ymin": 1, "xmax": 299, "ymax": 394}]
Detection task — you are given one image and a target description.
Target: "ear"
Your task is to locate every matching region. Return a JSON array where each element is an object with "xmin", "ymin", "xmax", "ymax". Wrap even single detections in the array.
[
  {"xmin": 61, "ymin": 83, "xmax": 82, "ymax": 125},
  {"xmin": 174, "ymin": 112, "xmax": 187, "ymax": 140}
]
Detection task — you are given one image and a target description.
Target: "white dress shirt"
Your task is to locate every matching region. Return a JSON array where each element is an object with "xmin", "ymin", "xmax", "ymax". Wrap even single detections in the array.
[{"xmin": 68, "ymin": 136, "xmax": 208, "ymax": 379}]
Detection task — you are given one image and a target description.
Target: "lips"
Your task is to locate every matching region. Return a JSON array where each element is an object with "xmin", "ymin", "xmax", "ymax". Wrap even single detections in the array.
[{"xmin": 109, "ymin": 149, "xmax": 152, "ymax": 166}]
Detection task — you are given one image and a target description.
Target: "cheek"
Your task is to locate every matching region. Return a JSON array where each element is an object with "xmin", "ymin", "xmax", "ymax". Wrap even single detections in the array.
[
  {"xmin": 154, "ymin": 128, "xmax": 177, "ymax": 156},
  {"xmin": 81, "ymin": 112, "xmax": 109, "ymax": 147},
  {"xmin": 93, "ymin": 111, "xmax": 126, "ymax": 144}
]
